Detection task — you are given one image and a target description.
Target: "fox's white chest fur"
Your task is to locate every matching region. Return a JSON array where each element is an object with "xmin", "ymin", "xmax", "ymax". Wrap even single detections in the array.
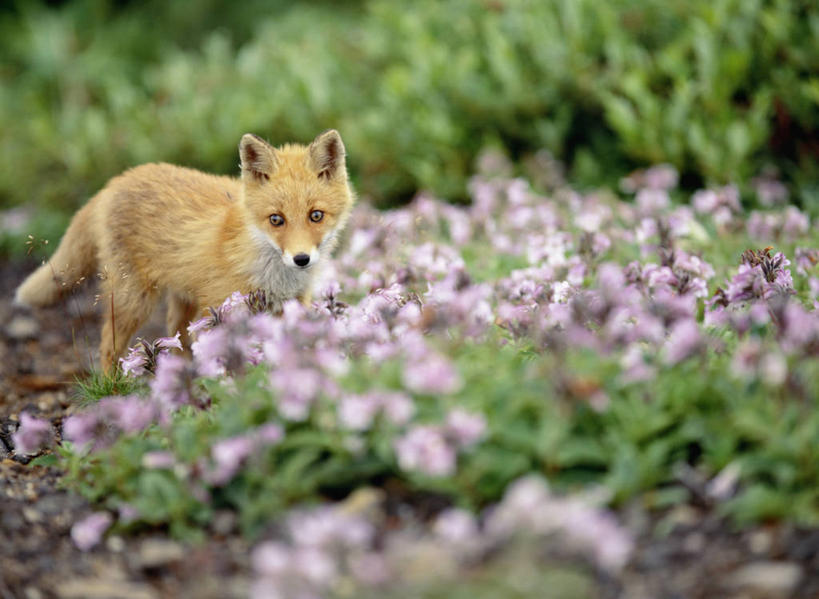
[{"xmin": 248, "ymin": 225, "xmax": 314, "ymax": 303}]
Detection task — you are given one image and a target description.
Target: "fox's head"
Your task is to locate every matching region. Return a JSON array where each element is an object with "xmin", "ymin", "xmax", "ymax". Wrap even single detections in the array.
[{"xmin": 238, "ymin": 130, "xmax": 355, "ymax": 271}]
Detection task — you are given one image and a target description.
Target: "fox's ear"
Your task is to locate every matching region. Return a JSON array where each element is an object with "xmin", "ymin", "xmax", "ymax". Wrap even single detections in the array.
[
  {"xmin": 308, "ymin": 129, "xmax": 346, "ymax": 180},
  {"xmin": 239, "ymin": 134, "xmax": 276, "ymax": 182}
]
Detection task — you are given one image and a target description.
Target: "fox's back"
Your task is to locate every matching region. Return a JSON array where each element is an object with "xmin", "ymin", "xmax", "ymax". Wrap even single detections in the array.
[
  {"xmin": 103, "ymin": 163, "xmax": 238, "ymax": 236},
  {"xmin": 96, "ymin": 163, "xmax": 243, "ymax": 294}
]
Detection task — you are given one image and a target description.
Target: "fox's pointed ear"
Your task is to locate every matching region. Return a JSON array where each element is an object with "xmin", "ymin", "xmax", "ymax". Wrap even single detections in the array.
[
  {"xmin": 309, "ymin": 129, "xmax": 346, "ymax": 180},
  {"xmin": 239, "ymin": 134, "xmax": 276, "ymax": 182}
]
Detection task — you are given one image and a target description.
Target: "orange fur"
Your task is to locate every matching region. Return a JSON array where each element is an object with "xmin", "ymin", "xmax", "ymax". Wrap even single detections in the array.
[{"xmin": 15, "ymin": 130, "xmax": 355, "ymax": 372}]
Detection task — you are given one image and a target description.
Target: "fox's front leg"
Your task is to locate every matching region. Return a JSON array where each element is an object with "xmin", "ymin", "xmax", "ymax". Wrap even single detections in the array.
[
  {"xmin": 298, "ymin": 290, "xmax": 312, "ymax": 308},
  {"xmin": 99, "ymin": 277, "xmax": 158, "ymax": 373},
  {"xmin": 166, "ymin": 293, "xmax": 198, "ymax": 353}
]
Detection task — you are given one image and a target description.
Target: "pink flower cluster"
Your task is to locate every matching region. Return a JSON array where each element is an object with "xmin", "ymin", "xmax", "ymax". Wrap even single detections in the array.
[
  {"xmin": 58, "ymin": 161, "xmax": 818, "ymax": 563},
  {"xmin": 393, "ymin": 407, "xmax": 487, "ymax": 478},
  {"xmin": 11, "ymin": 412, "xmax": 54, "ymax": 456},
  {"xmin": 250, "ymin": 475, "xmax": 632, "ymax": 597}
]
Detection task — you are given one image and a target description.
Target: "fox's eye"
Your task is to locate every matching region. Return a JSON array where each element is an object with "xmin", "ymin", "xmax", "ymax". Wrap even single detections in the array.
[
  {"xmin": 310, "ymin": 210, "xmax": 324, "ymax": 223},
  {"xmin": 269, "ymin": 214, "xmax": 285, "ymax": 227}
]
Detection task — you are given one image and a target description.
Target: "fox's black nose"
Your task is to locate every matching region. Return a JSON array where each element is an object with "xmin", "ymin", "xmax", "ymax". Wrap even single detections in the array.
[{"xmin": 293, "ymin": 253, "xmax": 311, "ymax": 267}]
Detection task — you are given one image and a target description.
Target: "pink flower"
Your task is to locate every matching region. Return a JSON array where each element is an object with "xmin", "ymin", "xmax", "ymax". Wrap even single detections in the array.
[
  {"xmin": 71, "ymin": 512, "xmax": 113, "ymax": 551},
  {"xmin": 621, "ymin": 164, "xmax": 678, "ymax": 192},
  {"xmin": 62, "ymin": 412, "xmax": 105, "ymax": 451},
  {"xmin": 664, "ymin": 319, "xmax": 703, "ymax": 365},
  {"xmin": 434, "ymin": 508, "xmax": 479, "ymax": 545},
  {"xmin": 338, "ymin": 394, "xmax": 381, "ymax": 431},
  {"xmin": 142, "ymin": 451, "xmax": 175, "ymax": 469},
  {"xmin": 794, "ymin": 248, "xmax": 819, "ymax": 276},
  {"xmin": 120, "ymin": 333, "xmax": 183, "ymax": 377},
  {"xmin": 191, "ymin": 327, "xmax": 231, "ymax": 377},
  {"xmin": 270, "ymin": 368, "xmax": 324, "ymax": 421},
  {"xmin": 402, "ymin": 353, "xmax": 462, "ymax": 395},
  {"xmin": 692, "ymin": 185, "xmax": 740, "ymax": 223},
  {"xmin": 206, "ymin": 435, "xmax": 255, "ymax": 485},
  {"xmin": 394, "ymin": 425, "xmax": 456, "ymax": 477},
  {"xmin": 782, "ymin": 206, "xmax": 809, "ymax": 239},
  {"xmin": 151, "ymin": 353, "xmax": 196, "ymax": 410},
  {"xmin": 636, "ymin": 188, "xmax": 670, "ymax": 215},
  {"xmin": 155, "ymin": 332, "xmax": 183, "ymax": 351},
  {"xmin": 252, "ymin": 541, "xmax": 291, "ymax": 577},
  {"xmin": 379, "ymin": 392, "xmax": 415, "ymax": 425},
  {"xmin": 291, "ymin": 547, "xmax": 337, "ymax": 587},
  {"xmin": 119, "ymin": 345, "xmax": 149, "ymax": 377},
  {"xmin": 104, "ymin": 395, "xmax": 158, "ymax": 434},
  {"xmin": 752, "ymin": 175, "xmax": 788, "ymax": 207},
  {"xmin": 256, "ymin": 423, "xmax": 284, "ymax": 445},
  {"xmin": 118, "ymin": 503, "xmax": 140, "ymax": 524},
  {"xmin": 486, "ymin": 476, "xmax": 633, "ymax": 572},
  {"xmin": 348, "ymin": 552, "xmax": 390, "ymax": 586},
  {"xmin": 12, "ymin": 412, "xmax": 53, "ymax": 456},
  {"xmin": 444, "ymin": 408, "xmax": 487, "ymax": 448},
  {"xmin": 619, "ymin": 345, "xmax": 656, "ymax": 384},
  {"xmin": 287, "ymin": 506, "xmax": 374, "ymax": 550}
]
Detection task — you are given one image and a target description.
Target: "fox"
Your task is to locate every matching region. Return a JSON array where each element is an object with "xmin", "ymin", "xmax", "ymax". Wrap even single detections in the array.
[{"xmin": 14, "ymin": 130, "xmax": 355, "ymax": 372}]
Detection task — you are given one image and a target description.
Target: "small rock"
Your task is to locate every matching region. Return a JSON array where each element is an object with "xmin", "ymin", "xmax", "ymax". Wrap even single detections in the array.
[
  {"xmin": 37, "ymin": 392, "xmax": 59, "ymax": 410},
  {"xmin": 107, "ymin": 535, "xmax": 126, "ymax": 552},
  {"xmin": 57, "ymin": 579, "xmax": 158, "ymax": 599},
  {"xmin": 664, "ymin": 504, "xmax": 700, "ymax": 530},
  {"xmin": 728, "ymin": 561, "xmax": 802, "ymax": 595},
  {"xmin": 1, "ymin": 509, "xmax": 25, "ymax": 531},
  {"xmin": 24, "ymin": 587, "xmax": 43, "ymax": 599},
  {"xmin": 682, "ymin": 531, "xmax": 705, "ymax": 553},
  {"xmin": 22, "ymin": 506, "xmax": 43, "ymax": 523},
  {"xmin": 748, "ymin": 529, "xmax": 773, "ymax": 555},
  {"xmin": 136, "ymin": 538, "xmax": 185, "ymax": 569},
  {"xmin": 789, "ymin": 530, "xmax": 819, "ymax": 560},
  {"xmin": 211, "ymin": 510, "xmax": 237, "ymax": 536},
  {"xmin": 35, "ymin": 494, "xmax": 71, "ymax": 515},
  {"xmin": 6, "ymin": 315, "xmax": 39, "ymax": 340}
]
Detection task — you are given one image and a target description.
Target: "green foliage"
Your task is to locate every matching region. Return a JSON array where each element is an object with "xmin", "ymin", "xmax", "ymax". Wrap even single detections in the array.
[
  {"xmin": 60, "ymin": 317, "xmax": 819, "ymax": 538},
  {"xmin": 73, "ymin": 368, "xmax": 144, "ymax": 405},
  {"xmin": 1, "ymin": 0, "xmax": 817, "ymax": 240}
]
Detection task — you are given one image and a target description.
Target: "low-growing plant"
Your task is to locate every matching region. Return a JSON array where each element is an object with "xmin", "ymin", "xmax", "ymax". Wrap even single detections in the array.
[{"xmin": 40, "ymin": 162, "xmax": 818, "ymax": 567}]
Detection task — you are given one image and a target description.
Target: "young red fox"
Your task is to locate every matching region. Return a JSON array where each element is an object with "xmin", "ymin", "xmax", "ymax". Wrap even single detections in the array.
[{"xmin": 15, "ymin": 130, "xmax": 355, "ymax": 372}]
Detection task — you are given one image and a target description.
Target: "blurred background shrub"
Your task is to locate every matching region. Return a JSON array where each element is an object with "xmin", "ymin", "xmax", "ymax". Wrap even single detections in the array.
[{"xmin": 0, "ymin": 0, "xmax": 817, "ymax": 232}]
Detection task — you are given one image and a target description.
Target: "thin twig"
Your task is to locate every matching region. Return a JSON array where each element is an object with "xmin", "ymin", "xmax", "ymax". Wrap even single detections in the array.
[{"xmin": 110, "ymin": 289, "xmax": 116, "ymax": 364}]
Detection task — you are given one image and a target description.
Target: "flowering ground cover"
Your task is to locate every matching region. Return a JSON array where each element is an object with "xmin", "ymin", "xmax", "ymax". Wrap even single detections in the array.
[{"xmin": 6, "ymin": 156, "xmax": 819, "ymax": 597}]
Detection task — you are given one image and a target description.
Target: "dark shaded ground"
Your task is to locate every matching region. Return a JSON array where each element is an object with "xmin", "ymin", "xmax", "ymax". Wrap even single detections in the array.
[{"xmin": 1, "ymin": 260, "xmax": 818, "ymax": 599}]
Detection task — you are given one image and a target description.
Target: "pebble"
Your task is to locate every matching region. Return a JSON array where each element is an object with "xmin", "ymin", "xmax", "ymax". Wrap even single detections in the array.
[
  {"xmin": 666, "ymin": 504, "xmax": 700, "ymax": 528},
  {"xmin": 748, "ymin": 529, "xmax": 773, "ymax": 555},
  {"xmin": 24, "ymin": 588, "xmax": 43, "ymax": 599},
  {"xmin": 1, "ymin": 509, "xmax": 25, "ymax": 531},
  {"xmin": 682, "ymin": 531, "xmax": 705, "ymax": 554},
  {"xmin": 6, "ymin": 315, "xmax": 39, "ymax": 340},
  {"xmin": 22, "ymin": 506, "xmax": 43, "ymax": 523},
  {"xmin": 37, "ymin": 392, "xmax": 59, "ymax": 410},
  {"xmin": 211, "ymin": 510, "xmax": 237, "ymax": 536},
  {"xmin": 36, "ymin": 494, "xmax": 80, "ymax": 515},
  {"xmin": 136, "ymin": 538, "xmax": 185, "ymax": 569},
  {"xmin": 106, "ymin": 535, "xmax": 126, "ymax": 553},
  {"xmin": 57, "ymin": 579, "xmax": 158, "ymax": 599},
  {"xmin": 728, "ymin": 561, "xmax": 802, "ymax": 595}
]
